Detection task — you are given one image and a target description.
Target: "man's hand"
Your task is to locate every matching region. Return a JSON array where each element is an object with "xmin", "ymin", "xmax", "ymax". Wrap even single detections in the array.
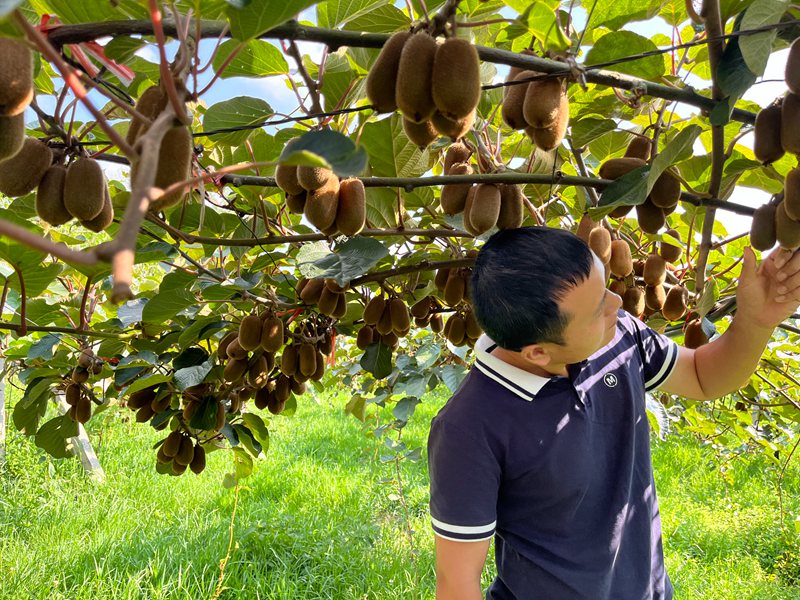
[{"xmin": 736, "ymin": 246, "xmax": 800, "ymax": 330}]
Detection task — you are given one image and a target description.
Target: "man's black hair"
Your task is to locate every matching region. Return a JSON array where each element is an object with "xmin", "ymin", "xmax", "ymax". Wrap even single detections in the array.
[{"xmin": 470, "ymin": 227, "xmax": 594, "ymax": 351}]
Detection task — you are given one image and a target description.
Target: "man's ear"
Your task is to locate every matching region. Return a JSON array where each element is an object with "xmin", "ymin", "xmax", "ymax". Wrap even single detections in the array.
[{"xmin": 519, "ymin": 344, "xmax": 552, "ymax": 368}]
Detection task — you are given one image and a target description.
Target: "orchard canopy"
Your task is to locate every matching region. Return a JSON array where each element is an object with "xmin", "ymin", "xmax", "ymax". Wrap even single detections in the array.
[{"xmin": 1, "ymin": 0, "xmax": 799, "ymax": 483}]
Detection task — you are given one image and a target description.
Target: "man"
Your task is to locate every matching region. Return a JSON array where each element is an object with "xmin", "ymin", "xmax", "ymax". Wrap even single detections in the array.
[{"xmin": 427, "ymin": 226, "xmax": 800, "ymax": 600}]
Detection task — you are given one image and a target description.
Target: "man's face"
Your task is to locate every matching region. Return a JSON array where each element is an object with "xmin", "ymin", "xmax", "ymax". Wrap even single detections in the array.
[{"xmin": 545, "ymin": 254, "xmax": 622, "ymax": 366}]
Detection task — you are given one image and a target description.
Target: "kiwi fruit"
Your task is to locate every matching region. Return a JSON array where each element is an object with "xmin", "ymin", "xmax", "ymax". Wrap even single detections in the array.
[
  {"xmin": 389, "ymin": 298, "xmax": 410, "ymax": 334},
  {"xmin": 432, "ymin": 38, "xmax": 481, "ymax": 121},
  {"xmin": 468, "ymin": 183, "xmax": 502, "ymax": 235},
  {"xmin": 281, "ymin": 344, "xmax": 298, "ymax": 377},
  {"xmin": 781, "ymin": 93, "xmax": 800, "ymax": 155},
  {"xmin": 598, "ymin": 157, "xmax": 646, "ymax": 180},
  {"xmin": 81, "ymin": 186, "xmax": 114, "ymax": 232},
  {"xmin": 375, "ymin": 303, "xmax": 394, "ymax": 335},
  {"xmin": 609, "ymin": 240, "xmax": 633, "ymax": 277},
  {"xmin": 297, "ymin": 166, "xmax": 333, "ymax": 191},
  {"xmin": 126, "ymin": 85, "xmax": 168, "ymax": 145},
  {"xmin": 74, "ymin": 394, "xmax": 92, "ymax": 424},
  {"xmin": 588, "ymin": 227, "xmax": 612, "ymax": 264},
  {"xmin": 317, "ymin": 286, "xmax": 340, "ymax": 317},
  {"xmin": 786, "ymin": 37, "xmax": 800, "ymax": 95},
  {"xmin": 636, "ymin": 200, "xmax": 665, "ymax": 234},
  {"xmin": 410, "ymin": 296, "xmax": 432, "ymax": 319},
  {"xmin": 283, "ymin": 192, "xmax": 305, "ymax": 215},
  {"xmin": 0, "ymin": 137, "xmax": 52, "ymax": 197},
  {"xmin": 151, "ymin": 392, "xmax": 172, "ymax": 413},
  {"xmin": 304, "ymin": 176, "xmax": 340, "ymax": 231},
  {"xmin": 70, "ymin": 365, "xmax": 89, "ymax": 384},
  {"xmin": 501, "ymin": 71, "xmax": 534, "ymax": 130},
  {"xmin": 441, "ymin": 162, "xmax": 473, "ymax": 215},
  {"xmin": 754, "ymin": 101, "xmax": 784, "ymax": 164},
  {"xmin": 622, "ymin": 287, "xmax": 645, "ymax": 317},
  {"xmin": 0, "ymin": 39, "xmax": 33, "ymax": 116},
  {"xmin": 189, "ymin": 444, "xmax": 206, "ymax": 474},
  {"xmin": 260, "ymin": 316, "xmax": 284, "ymax": 353},
  {"xmin": 331, "ymin": 291, "xmax": 347, "ymax": 320},
  {"xmin": 171, "ymin": 461, "xmax": 188, "ymax": 475},
  {"xmin": 224, "ymin": 357, "xmax": 249, "ymax": 382},
  {"xmin": 299, "ymin": 277, "xmax": 325, "ymax": 305},
  {"xmin": 444, "ymin": 142, "xmax": 471, "ymax": 174},
  {"xmin": 35, "ymin": 165, "xmax": 72, "ymax": 226},
  {"xmin": 462, "ymin": 185, "xmax": 479, "ymax": 235},
  {"xmin": 529, "ymin": 100, "xmax": 569, "ymax": 151},
  {"xmin": 576, "ymin": 213, "xmax": 595, "ymax": 242},
  {"xmin": 356, "ymin": 325, "xmax": 375, "ymax": 350},
  {"xmin": 174, "ymin": 436, "xmax": 195, "ymax": 467},
  {"xmin": 163, "ymin": 430, "xmax": 183, "ymax": 458},
  {"xmin": 298, "ymin": 343, "xmax": 317, "ymax": 378},
  {"xmin": 395, "ymin": 32, "xmax": 437, "ymax": 123},
  {"xmin": 366, "ymin": 30, "xmax": 412, "ymax": 113},
  {"xmin": 659, "ymin": 229, "xmax": 683, "ymax": 263},
  {"xmin": 662, "ymin": 285, "xmax": 688, "ymax": 321},
  {"xmin": 275, "ymin": 163, "xmax": 304, "ymax": 195},
  {"xmin": 434, "ymin": 268, "xmax": 451, "ymax": 291},
  {"xmin": 431, "ymin": 110, "xmax": 474, "ymax": 140},
  {"xmin": 238, "ymin": 314, "xmax": 263, "ymax": 351},
  {"xmin": 0, "ymin": 113, "xmax": 24, "ymax": 160},
  {"xmin": 609, "ymin": 204, "xmax": 633, "ymax": 219},
  {"xmin": 609, "ymin": 279, "xmax": 627, "ymax": 297},
  {"xmin": 147, "ymin": 125, "xmax": 193, "ymax": 211},
  {"xmin": 749, "ymin": 204, "xmax": 777, "ymax": 251},
  {"xmin": 464, "ymin": 310, "xmax": 482, "ymax": 340},
  {"xmin": 684, "ymin": 318, "xmax": 709, "ymax": 349},
  {"xmin": 644, "ymin": 284, "xmax": 666, "ymax": 311},
  {"xmin": 62, "ymin": 157, "xmax": 105, "ymax": 220},
  {"xmin": 128, "ymin": 386, "xmax": 157, "ymax": 409},
  {"xmin": 650, "ymin": 171, "xmax": 680, "ymax": 209},
  {"xmin": 522, "ymin": 77, "xmax": 564, "ymax": 129},
  {"xmin": 643, "ymin": 253, "xmax": 667, "ymax": 286},
  {"xmin": 446, "ymin": 314, "xmax": 467, "ymax": 346},
  {"xmin": 218, "ymin": 331, "xmax": 237, "ymax": 359},
  {"xmin": 78, "ymin": 348, "xmax": 95, "ymax": 369},
  {"xmin": 776, "ymin": 201, "xmax": 800, "ymax": 249},
  {"xmin": 65, "ymin": 383, "xmax": 81, "ymax": 407},
  {"xmin": 363, "ymin": 296, "xmax": 386, "ymax": 326},
  {"xmin": 444, "ymin": 270, "xmax": 466, "ymax": 306},
  {"xmin": 226, "ymin": 337, "xmax": 248, "ymax": 361},
  {"xmin": 496, "ymin": 184, "xmax": 524, "ymax": 230},
  {"xmin": 785, "ymin": 168, "xmax": 800, "ymax": 221},
  {"xmin": 136, "ymin": 404, "xmax": 156, "ymax": 423},
  {"xmin": 624, "ymin": 136, "xmax": 650, "ymax": 161},
  {"xmin": 430, "ymin": 313, "xmax": 444, "ymax": 333},
  {"xmin": 335, "ymin": 178, "xmax": 366, "ymax": 236},
  {"xmin": 248, "ymin": 355, "xmax": 271, "ymax": 388},
  {"xmin": 403, "ymin": 117, "xmax": 438, "ymax": 148}
]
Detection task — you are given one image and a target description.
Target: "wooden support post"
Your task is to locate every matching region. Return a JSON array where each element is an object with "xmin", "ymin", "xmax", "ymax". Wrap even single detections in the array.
[
  {"xmin": 57, "ymin": 395, "xmax": 105, "ymax": 483},
  {"xmin": 0, "ymin": 358, "xmax": 6, "ymax": 465}
]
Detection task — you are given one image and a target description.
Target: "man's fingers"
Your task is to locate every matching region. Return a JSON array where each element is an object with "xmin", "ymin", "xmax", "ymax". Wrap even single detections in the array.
[{"xmin": 775, "ymin": 249, "xmax": 800, "ymax": 281}]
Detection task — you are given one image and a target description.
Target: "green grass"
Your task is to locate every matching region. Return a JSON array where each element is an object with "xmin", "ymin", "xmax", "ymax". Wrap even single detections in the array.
[{"xmin": 2, "ymin": 384, "xmax": 800, "ymax": 599}]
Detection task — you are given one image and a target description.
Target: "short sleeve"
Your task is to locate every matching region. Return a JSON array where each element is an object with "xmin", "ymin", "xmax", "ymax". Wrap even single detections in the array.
[
  {"xmin": 428, "ymin": 417, "xmax": 500, "ymax": 542},
  {"xmin": 619, "ymin": 310, "xmax": 678, "ymax": 392}
]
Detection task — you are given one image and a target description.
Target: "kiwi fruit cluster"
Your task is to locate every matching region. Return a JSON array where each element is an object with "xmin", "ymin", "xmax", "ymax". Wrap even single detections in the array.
[
  {"xmin": 63, "ymin": 347, "xmax": 104, "ymax": 424},
  {"xmin": 443, "ymin": 306, "xmax": 482, "ymax": 347},
  {"xmin": 361, "ymin": 294, "xmax": 411, "ymax": 348},
  {"xmin": 0, "ymin": 39, "xmax": 34, "ymax": 154},
  {"xmin": 366, "ymin": 30, "xmax": 481, "ymax": 146},
  {"xmin": 750, "ymin": 188, "xmax": 800, "ymax": 251},
  {"xmin": 435, "ymin": 265, "xmax": 472, "ymax": 307},
  {"xmin": 127, "ymin": 84, "xmax": 193, "ymax": 212},
  {"xmin": 501, "ymin": 58, "xmax": 569, "ymax": 151},
  {"xmin": 296, "ymin": 277, "xmax": 348, "ymax": 319},
  {"xmin": 454, "ymin": 182, "xmax": 525, "ymax": 235},
  {"xmin": 276, "ymin": 162, "xmax": 367, "ymax": 237},
  {"xmin": 156, "ymin": 430, "xmax": 206, "ymax": 475},
  {"xmin": 409, "ymin": 294, "xmax": 445, "ymax": 333}
]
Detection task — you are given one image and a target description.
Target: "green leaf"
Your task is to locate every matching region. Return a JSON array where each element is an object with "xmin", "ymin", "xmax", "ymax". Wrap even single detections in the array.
[
  {"xmin": 241, "ymin": 413, "xmax": 270, "ymax": 449},
  {"xmin": 124, "ymin": 374, "xmax": 171, "ymax": 397},
  {"xmin": 343, "ymin": 3, "xmax": 410, "ymax": 33},
  {"xmin": 13, "ymin": 377, "xmax": 51, "ymax": 435},
  {"xmin": 27, "ymin": 334, "xmax": 61, "ymax": 362},
  {"xmin": 441, "ymin": 364, "xmax": 467, "ymax": 393},
  {"xmin": 345, "ymin": 395, "xmax": 368, "ymax": 421},
  {"xmin": 174, "ymin": 361, "xmax": 213, "ymax": 391},
  {"xmin": 517, "ymin": 2, "xmax": 570, "ymax": 52},
  {"xmin": 296, "ymin": 237, "xmax": 390, "ymax": 285},
  {"xmin": 27, "ymin": 0, "xmax": 147, "ymax": 23},
  {"xmin": 212, "ymin": 39, "xmax": 289, "ymax": 79},
  {"xmin": 717, "ymin": 15, "xmax": 757, "ymax": 115},
  {"xmin": 392, "ymin": 396, "xmax": 421, "ymax": 424},
  {"xmin": 233, "ymin": 423, "xmax": 263, "ymax": 457},
  {"xmin": 35, "ymin": 415, "xmax": 79, "ymax": 460},
  {"xmin": 590, "ymin": 0, "xmax": 665, "ymax": 30},
  {"xmin": 317, "ymin": 0, "xmax": 389, "ymax": 28},
  {"xmin": 190, "ymin": 395, "xmax": 220, "ymax": 430},
  {"xmin": 223, "ymin": 446, "xmax": 254, "ymax": 487},
  {"xmin": 203, "ymin": 96, "xmax": 273, "ymax": 146},
  {"xmin": 141, "ymin": 289, "xmax": 196, "ymax": 324},
  {"xmin": 585, "ymin": 31, "xmax": 665, "ymax": 80},
  {"xmin": 597, "ymin": 164, "xmax": 651, "ymax": 208},
  {"xmin": 695, "ymin": 279, "xmax": 719, "ymax": 319},
  {"xmin": 279, "ymin": 129, "xmax": 368, "ymax": 177},
  {"xmin": 648, "ymin": 124, "xmax": 702, "ymax": 184},
  {"xmin": 361, "ymin": 114, "xmax": 431, "ymax": 178},
  {"xmin": 739, "ymin": 0, "xmax": 789, "ymax": 76},
  {"xmin": 571, "ymin": 118, "xmax": 617, "ymax": 148},
  {"xmin": 226, "ymin": 0, "xmax": 318, "ymax": 40},
  {"xmin": 360, "ymin": 342, "xmax": 393, "ymax": 379}
]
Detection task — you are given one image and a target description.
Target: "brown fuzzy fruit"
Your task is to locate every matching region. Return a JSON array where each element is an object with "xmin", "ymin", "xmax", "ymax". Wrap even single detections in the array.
[
  {"xmin": 598, "ymin": 157, "xmax": 646, "ymax": 180},
  {"xmin": 175, "ymin": 436, "xmax": 195, "ymax": 467},
  {"xmin": 431, "ymin": 110, "xmax": 474, "ymax": 140},
  {"xmin": 65, "ymin": 383, "xmax": 81, "ymax": 407},
  {"xmin": 609, "ymin": 279, "xmax": 627, "ymax": 297},
  {"xmin": 0, "ymin": 113, "xmax": 24, "ymax": 160},
  {"xmin": 136, "ymin": 404, "xmax": 156, "ymax": 423},
  {"xmin": 636, "ymin": 200, "xmax": 665, "ymax": 234},
  {"xmin": 149, "ymin": 125, "xmax": 193, "ymax": 211},
  {"xmin": 644, "ymin": 284, "xmax": 666, "ymax": 311},
  {"xmin": 464, "ymin": 310, "xmax": 482, "ymax": 339},
  {"xmin": 496, "ymin": 184, "xmax": 524, "ymax": 230},
  {"xmin": 609, "ymin": 204, "xmax": 633, "ymax": 219},
  {"xmin": 440, "ymin": 162, "xmax": 473, "ymax": 215},
  {"xmin": 430, "ymin": 313, "xmax": 444, "ymax": 333},
  {"xmin": 785, "ymin": 168, "xmax": 800, "ymax": 221},
  {"xmin": 650, "ymin": 171, "xmax": 680, "ymax": 209},
  {"xmin": 71, "ymin": 366, "xmax": 89, "ymax": 384},
  {"xmin": 299, "ymin": 277, "xmax": 325, "ymax": 305},
  {"xmin": 684, "ymin": 318, "xmax": 709, "ymax": 349},
  {"xmin": 260, "ymin": 316, "xmax": 284, "ymax": 353},
  {"xmin": 468, "ymin": 183, "xmax": 502, "ymax": 235},
  {"xmin": 286, "ymin": 191, "xmax": 307, "ymax": 214},
  {"xmin": 501, "ymin": 71, "xmax": 534, "ymax": 130},
  {"xmin": 643, "ymin": 253, "xmax": 667, "ymax": 286},
  {"xmin": 389, "ymin": 298, "xmax": 410, "ymax": 334},
  {"xmin": 189, "ymin": 444, "xmax": 206, "ymax": 474},
  {"xmin": 781, "ymin": 93, "xmax": 800, "ymax": 154},
  {"xmin": 609, "ymin": 240, "xmax": 633, "ymax": 277},
  {"xmin": 275, "ymin": 163, "xmax": 304, "ymax": 195},
  {"xmin": 432, "ymin": 38, "xmax": 481, "ymax": 121},
  {"xmin": 753, "ymin": 101, "xmax": 784, "ymax": 165},
  {"xmin": 217, "ymin": 332, "xmax": 237, "ymax": 360},
  {"xmin": 462, "ymin": 185, "xmax": 479, "ymax": 235},
  {"xmin": 749, "ymin": 204, "xmax": 777, "ymax": 252},
  {"xmin": 356, "ymin": 325, "xmax": 375, "ymax": 350},
  {"xmin": 363, "ymin": 296, "xmax": 386, "ymax": 326},
  {"xmin": 410, "ymin": 296, "xmax": 432, "ymax": 319},
  {"xmin": 298, "ymin": 343, "xmax": 317, "ymax": 378},
  {"xmin": 35, "ymin": 165, "xmax": 72, "ymax": 226},
  {"xmin": 529, "ymin": 101, "xmax": 569, "ymax": 152},
  {"xmin": 126, "ymin": 85, "xmax": 168, "ymax": 145},
  {"xmin": 395, "ymin": 32, "xmax": 437, "ymax": 123},
  {"xmin": 660, "ymin": 229, "xmax": 683, "ymax": 263},
  {"xmin": 444, "ymin": 270, "xmax": 466, "ymax": 306},
  {"xmin": 444, "ymin": 142, "xmax": 471, "ymax": 174},
  {"xmin": 304, "ymin": 176, "xmax": 340, "ymax": 231},
  {"xmin": 280, "ymin": 344, "xmax": 298, "ymax": 377},
  {"xmin": 317, "ymin": 286, "xmax": 340, "ymax": 317},
  {"xmin": 366, "ymin": 30, "xmax": 412, "ymax": 113},
  {"xmin": 403, "ymin": 117, "xmax": 438, "ymax": 148},
  {"xmin": 662, "ymin": 285, "xmax": 688, "ymax": 321},
  {"xmin": 0, "ymin": 137, "xmax": 52, "ymax": 197},
  {"xmin": 375, "ymin": 303, "xmax": 394, "ymax": 336},
  {"xmin": 776, "ymin": 201, "xmax": 800, "ymax": 249},
  {"xmin": 248, "ymin": 355, "xmax": 271, "ymax": 388},
  {"xmin": 128, "ymin": 386, "xmax": 157, "ymax": 410},
  {"xmin": 522, "ymin": 77, "xmax": 564, "ymax": 129},
  {"xmin": 624, "ymin": 136, "xmax": 650, "ymax": 161},
  {"xmin": 163, "ymin": 430, "xmax": 183, "ymax": 458},
  {"xmin": 63, "ymin": 157, "xmax": 105, "ymax": 221},
  {"xmin": 786, "ymin": 37, "xmax": 800, "ymax": 95},
  {"xmin": 622, "ymin": 287, "xmax": 646, "ymax": 317},
  {"xmin": 226, "ymin": 337, "xmax": 248, "ymax": 361},
  {"xmin": 238, "ymin": 314, "xmax": 263, "ymax": 351},
  {"xmin": 224, "ymin": 357, "xmax": 249, "ymax": 382},
  {"xmin": 434, "ymin": 268, "xmax": 451, "ymax": 291},
  {"xmin": 576, "ymin": 213, "xmax": 595, "ymax": 242},
  {"xmin": 0, "ymin": 39, "xmax": 33, "ymax": 116},
  {"xmin": 446, "ymin": 314, "xmax": 467, "ymax": 346},
  {"xmin": 75, "ymin": 394, "xmax": 92, "ymax": 424},
  {"xmin": 588, "ymin": 227, "xmax": 612, "ymax": 264},
  {"xmin": 336, "ymin": 178, "xmax": 366, "ymax": 236},
  {"xmin": 297, "ymin": 166, "xmax": 334, "ymax": 192},
  {"xmin": 81, "ymin": 186, "xmax": 114, "ymax": 232}
]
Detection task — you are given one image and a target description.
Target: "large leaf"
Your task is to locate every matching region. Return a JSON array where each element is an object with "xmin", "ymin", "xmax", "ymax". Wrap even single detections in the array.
[
  {"xmin": 739, "ymin": 0, "xmax": 789, "ymax": 77},
  {"xmin": 360, "ymin": 342, "xmax": 393, "ymax": 379},
  {"xmin": 35, "ymin": 415, "xmax": 79, "ymax": 460},
  {"xmin": 279, "ymin": 129, "xmax": 368, "ymax": 177},
  {"xmin": 584, "ymin": 31, "xmax": 665, "ymax": 80},
  {"xmin": 226, "ymin": 0, "xmax": 319, "ymax": 40},
  {"xmin": 203, "ymin": 96, "xmax": 273, "ymax": 146},
  {"xmin": 173, "ymin": 361, "xmax": 213, "ymax": 391},
  {"xmin": 590, "ymin": 0, "xmax": 665, "ymax": 31},
  {"xmin": 212, "ymin": 39, "xmax": 289, "ymax": 79},
  {"xmin": 27, "ymin": 0, "xmax": 147, "ymax": 23},
  {"xmin": 296, "ymin": 237, "xmax": 390, "ymax": 285},
  {"xmin": 360, "ymin": 115, "xmax": 431, "ymax": 178},
  {"xmin": 571, "ymin": 118, "xmax": 617, "ymax": 148},
  {"xmin": 516, "ymin": 2, "xmax": 570, "ymax": 52},
  {"xmin": 141, "ymin": 289, "xmax": 196, "ymax": 324},
  {"xmin": 343, "ymin": 3, "xmax": 410, "ymax": 33},
  {"xmin": 317, "ymin": 0, "xmax": 389, "ymax": 28}
]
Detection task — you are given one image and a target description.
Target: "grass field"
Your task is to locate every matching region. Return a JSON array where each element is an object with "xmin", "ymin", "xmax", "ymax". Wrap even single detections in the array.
[{"xmin": 2, "ymin": 383, "xmax": 800, "ymax": 599}]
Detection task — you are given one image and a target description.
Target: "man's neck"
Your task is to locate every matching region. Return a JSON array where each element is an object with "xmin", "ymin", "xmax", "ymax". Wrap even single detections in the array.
[{"xmin": 490, "ymin": 347, "xmax": 568, "ymax": 378}]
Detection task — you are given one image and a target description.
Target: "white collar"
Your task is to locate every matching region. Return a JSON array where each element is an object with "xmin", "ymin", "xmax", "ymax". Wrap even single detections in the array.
[{"xmin": 473, "ymin": 335, "xmax": 552, "ymax": 401}]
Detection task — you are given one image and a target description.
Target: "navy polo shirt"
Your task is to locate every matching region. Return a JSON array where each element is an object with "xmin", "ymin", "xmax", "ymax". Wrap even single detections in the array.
[{"xmin": 428, "ymin": 309, "xmax": 678, "ymax": 600}]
